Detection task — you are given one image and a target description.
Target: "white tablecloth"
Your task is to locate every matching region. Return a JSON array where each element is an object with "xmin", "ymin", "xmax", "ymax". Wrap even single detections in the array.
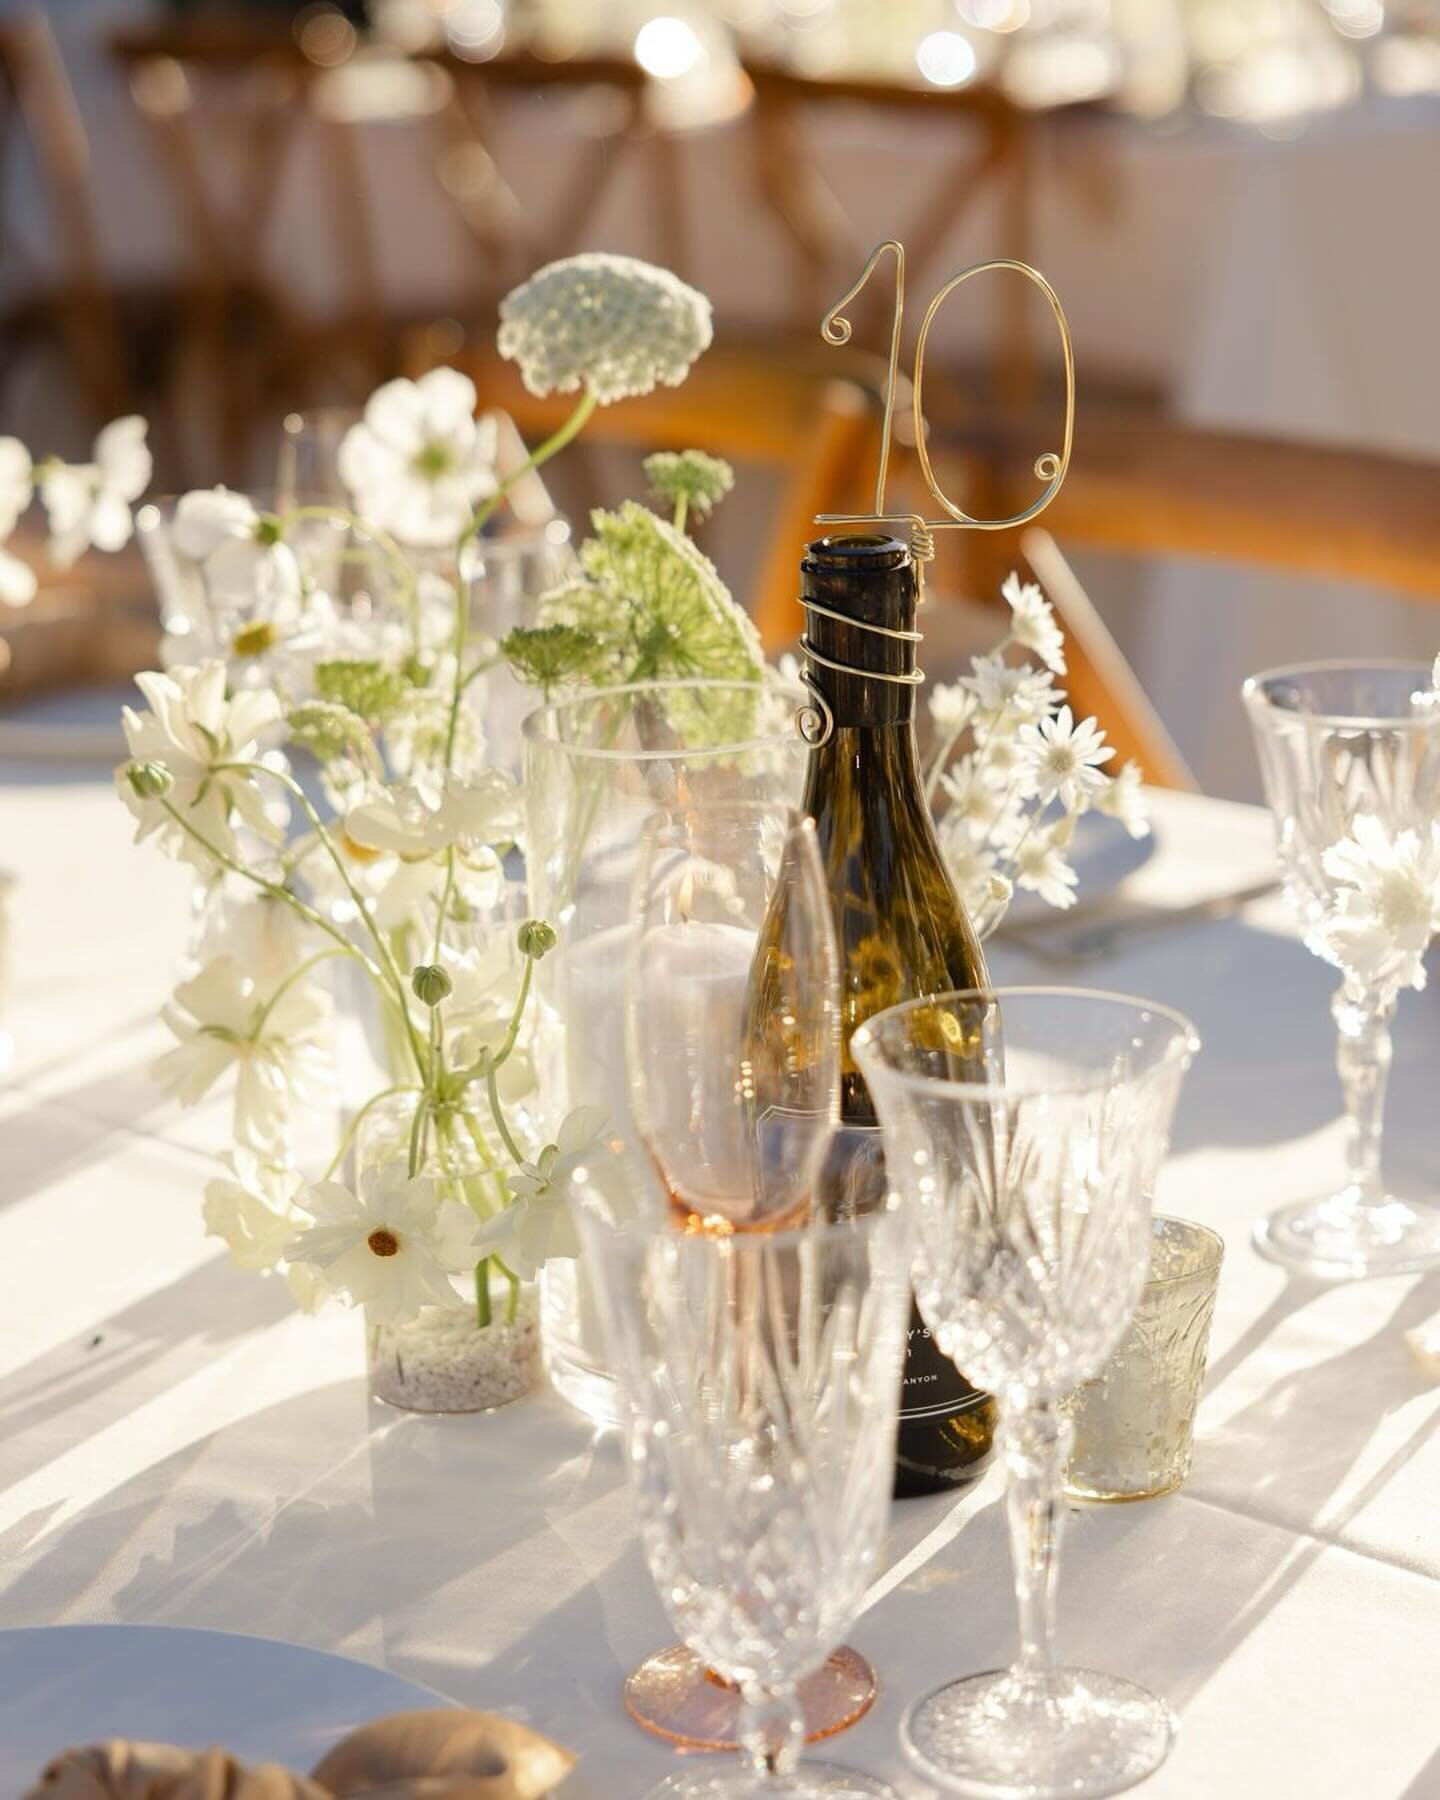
[{"xmin": 2, "ymin": 775, "xmax": 1439, "ymax": 1797}]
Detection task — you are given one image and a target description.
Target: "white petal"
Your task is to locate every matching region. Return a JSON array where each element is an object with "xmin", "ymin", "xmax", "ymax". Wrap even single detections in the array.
[
  {"xmin": 364, "ymin": 378, "xmax": 429, "ymax": 456},
  {"xmin": 94, "ymin": 415, "xmax": 152, "ymax": 499},
  {"xmin": 0, "ymin": 545, "xmax": 37, "ymax": 607}
]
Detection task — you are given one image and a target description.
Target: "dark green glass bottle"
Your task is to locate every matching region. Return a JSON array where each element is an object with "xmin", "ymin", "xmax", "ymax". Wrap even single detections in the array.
[{"xmin": 800, "ymin": 531, "xmax": 998, "ymax": 1498}]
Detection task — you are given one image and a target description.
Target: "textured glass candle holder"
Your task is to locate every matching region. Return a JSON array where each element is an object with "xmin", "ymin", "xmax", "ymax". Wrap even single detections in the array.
[{"xmin": 1066, "ymin": 1216, "xmax": 1223, "ymax": 1503}]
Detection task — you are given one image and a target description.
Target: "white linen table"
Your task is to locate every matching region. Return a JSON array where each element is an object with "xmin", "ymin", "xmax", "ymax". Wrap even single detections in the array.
[{"xmin": 1, "ymin": 775, "xmax": 1438, "ymax": 1798}]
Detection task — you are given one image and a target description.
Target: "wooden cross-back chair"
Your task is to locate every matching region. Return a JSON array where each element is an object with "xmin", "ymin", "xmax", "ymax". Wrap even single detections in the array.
[
  {"xmin": 924, "ymin": 409, "xmax": 1440, "ymax": 789},
  {"xmin": 405, "ymin": 330, "xmax": 887, "ymax": 640},
  {"xmin": 0, "ymin": 11, "xmax": 132, "ymax": 426}
]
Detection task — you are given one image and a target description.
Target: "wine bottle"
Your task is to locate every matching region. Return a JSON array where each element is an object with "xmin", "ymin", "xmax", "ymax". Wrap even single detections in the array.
[{"xmin": 798, "ymin": 531, "xmax": 998, "ymax": 1497}]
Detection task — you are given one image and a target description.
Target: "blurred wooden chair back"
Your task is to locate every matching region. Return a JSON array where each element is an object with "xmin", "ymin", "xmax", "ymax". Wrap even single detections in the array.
[
  {"xmin": 0, "ymin": 11, "xmax": 131, "ymax": 421},
  {"xmin": 928, "ymin": 411, "xmax": 1440, "ymax": 789},
  {"xmin": 406, "ymin": 331, "xmax": 885, "ymax": 640}
]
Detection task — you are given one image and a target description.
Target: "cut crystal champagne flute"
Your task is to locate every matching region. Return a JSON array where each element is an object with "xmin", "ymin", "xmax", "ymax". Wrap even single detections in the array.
[
  {"xmin": 1244, "ymin": 660, "xmax": 1440, "ymax": 1276},
  {"xmin": 576, "ymin": 1196, "xmax": 913, "ymax": 1799},
  {"xmin": 855, "ymin": 987, "xmax": 1198, "ymax": 1800},
  {"xmin": 622, "ymin": 801, "xmax": 883, "ymax": 1751}
]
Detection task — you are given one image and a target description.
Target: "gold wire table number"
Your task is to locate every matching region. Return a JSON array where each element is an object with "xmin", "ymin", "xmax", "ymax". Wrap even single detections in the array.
[{"xmin": 797, "ymin": 238, "xmax": 1076, "ymax": 748}]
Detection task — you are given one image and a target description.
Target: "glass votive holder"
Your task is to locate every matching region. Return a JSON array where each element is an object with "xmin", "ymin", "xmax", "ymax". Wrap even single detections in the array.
[{"xmin": 1065, "ymin": 1215, "xmax": 1224, "ymax": 1503}]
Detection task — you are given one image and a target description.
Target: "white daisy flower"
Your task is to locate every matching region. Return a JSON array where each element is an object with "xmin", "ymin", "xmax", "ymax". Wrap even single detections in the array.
[
  {"xmin": 338, "ymin": 368, "xmax": 497, "ymax": 548},
  {"xmin": 472, "ymin": 1105, "xmax": 608, "ymax": 1279},
  {"xmin": 940, "ymin": 754, "xmax": 1008, "ymax": 834},
  {"xmin": 929, "ymin": 679, "xmax": 976, "ymax": 737},
  {"xmin": 1001, "ymin": 571, "xmax": 1066, "ymax": 676},
  {"xmin": 287, "ymin": 1161, "xmax": 478, "ymax": 1325},
  {"xmin": 498, "ymin": 254, "xmax": 713, "ymax": 405},
  {"xmin": 117, "ymin": 660, "xmax": 285, "ymax": 870},
  {"xmin": 1017, "ymin": 705, "xmax": 1115, "ymax": 813},
  {"xmin": 1320, "ymin": 815, "xmax": 1440, "ymax": 993},
  {"xmin": 1013, "ymin": 820, "xmax": 1080, "ymax": 910},
  {"xmin": 152, "ymin": 956, "xmax": 331, "ymax": 1158},
  {"xmin": 40, "ymin": 415, "xmax": 151, "ymax": 565},
  {"xmin": 940, "ymin": 812, "xmax": 1004, "ymax": 920},
  {"xmin": 1093, "ymin": 757, "xmax": 1151, "ymax": 840},
  {"xmin": 962, "ymin": 653, "xmax": 1059, "ymax": 730}
]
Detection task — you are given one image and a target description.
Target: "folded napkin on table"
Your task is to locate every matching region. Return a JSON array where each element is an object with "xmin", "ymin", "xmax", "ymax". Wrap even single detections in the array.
[{"xmin": 28, "ymin": 1710, "xmax": 576, "ymax": 1800}]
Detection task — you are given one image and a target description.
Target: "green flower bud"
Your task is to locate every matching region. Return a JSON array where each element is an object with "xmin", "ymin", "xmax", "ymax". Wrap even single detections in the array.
[
  {"xmin": 517, "ymin": 918, "xmax": 557, "ymax": 960},
  {"xmin": 127, "ymin": 759, "xmax": 174, "ymax": 799},
  {"xmin": 411, "ymin": 963, "xmax": 453, "ymax": 1006}
]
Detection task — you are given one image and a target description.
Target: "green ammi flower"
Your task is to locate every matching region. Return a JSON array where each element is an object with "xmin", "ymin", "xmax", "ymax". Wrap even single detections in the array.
[
  {"xmin": 644, "ymin": 450, "xmax": 734, "ymax": 522},
  {"xmin": 546, "ymin": 500, "xmax": 763, "ymax": 684}
]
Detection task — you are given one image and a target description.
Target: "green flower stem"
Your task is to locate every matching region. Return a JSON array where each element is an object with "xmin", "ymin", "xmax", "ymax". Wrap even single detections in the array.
[
  {"xmin": 485, "ymin": 1060, "xmax": 526, "ymax": 1166},
  {"xmin": 212, "ymin": 760, "xmax": 427, "ymax": 1082},
  {"xmin": 475, "ymin": 1257, "xmax": 492, "ymax": 1329},
  {"xmin": 407, "ymin": 1092, "xmax": 430, "ymax": 1179},
  {"xmin": 457, "ymin": 1106, "xmax": 509, "ymax": 1218},
  {"xmin": 672, "ymin": 494, "xmax": 688, "ymax": 535},
  {"xmin": 431, "ymin": 848, "xmax": 457, "ymax": 965},
  {"xmin": 321, "ymin": 1082, "xmax": 419, "ymax": 1182},
  {"xmin": 490, "ymin": 951, "xmax": 534, "ymax": 1070},
  {"xmin": 156, "ymin": 800, "xmax": 383, "ymax": 987},
  {"xmin": 444, "ymin": 389, "xmax": 599, "ymax": 771},
  {"xmin": 249, "ymin": 946, "xmax": 350, "ymax": 1037},
  {"xmin": 503, "ymin": 1261, "xmax": 520, "ymax": 1325}
]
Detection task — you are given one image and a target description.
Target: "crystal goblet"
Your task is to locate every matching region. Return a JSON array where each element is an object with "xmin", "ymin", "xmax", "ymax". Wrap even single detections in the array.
[
  {"xmin": 855, "ymin": 986, "xmax": 1198, "ymax": 1800},
  {"xmin": 576, "ymin": 1196, "xmax": 913, "ymax": 1799},
  {"xmin": 1244, "ymin": 660, "xmax": 1440, "ymax": 1277}
]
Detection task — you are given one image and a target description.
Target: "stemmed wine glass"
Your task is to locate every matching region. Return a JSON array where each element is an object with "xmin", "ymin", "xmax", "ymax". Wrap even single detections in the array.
[
  {"xmin": 855, "ymin": 987, "xmax": 1198, "ymax": 1800},
  {"xmin": 575, "ymin": 1195, "xmax": 913, "ymax": 1800},
  {"xmin": 620, "ymin": 801, "xmax": 884, "ymax": 1755},
  {"xmin": 1244, "ymin": 660, "xmax": 1440, "ymax": 1276}
]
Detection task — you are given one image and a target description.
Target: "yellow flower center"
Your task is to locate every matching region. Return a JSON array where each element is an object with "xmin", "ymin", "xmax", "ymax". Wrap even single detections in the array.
[
  {"xmin": 341, "ymin": 831, "xmax": 383, "ymax": 865},
  {"xmin": 232, "ymin": 620, "xmax": 279, "ymax": 658},
  {"xmin": 367, "ymin": 1228, "xmax": 400, "ymax": 1258}
]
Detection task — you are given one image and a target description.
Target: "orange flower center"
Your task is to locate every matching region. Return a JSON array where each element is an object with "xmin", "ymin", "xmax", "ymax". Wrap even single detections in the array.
[{"xmin": 367, "ymin": 1228, "xmax": 400, "ymax": 1258}]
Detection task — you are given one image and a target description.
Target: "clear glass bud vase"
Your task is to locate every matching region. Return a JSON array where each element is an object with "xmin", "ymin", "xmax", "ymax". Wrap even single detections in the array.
[{"xmin": 357, "ymin": 1096, "xmax": 541, "ymax": 1416}]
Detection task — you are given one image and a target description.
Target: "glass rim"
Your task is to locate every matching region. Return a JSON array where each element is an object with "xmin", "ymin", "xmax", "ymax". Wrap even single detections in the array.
[
  {"xmin": 853, "ymin": 984, "xmax": 1201, "ymax": 1102},
  {"xmin": 1145, "ymin": 1213, "xmax": 1225, "ymax": 1287},
  {"xmin": 1242, "ymin": 658, "xmax": 1440, "ymax": 732},
  {"xmin": 520, "ymin": 677, "xmax": 802, "ymax": 762},
  {"xmin": 573, "ymin": 1189, "xmax": 909, "ymax": 1260},
  {"xmin": 135, "ymin": 490, "xmax": 346, "ymax": 527}
]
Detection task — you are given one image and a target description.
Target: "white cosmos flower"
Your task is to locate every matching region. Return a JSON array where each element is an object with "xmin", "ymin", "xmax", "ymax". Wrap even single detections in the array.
[
  {"xmin": 1001, "ymin": 571, "xmax": 1066, "ymax": 676},
  {"xmin": 1017, "ymin": 705, "xmax": 1114, "ymax": 813},
  {"xmin": 0, "ymin": 435, "xmax": 36, "ymax": 608},
  {"xmin": 152, "ymin": 955, "xmax": 331, "ymax": 1159},
  {"xmin": 1319, "ymin": 815, "xmax": 1440, "ymax": 993},
  {"xmin": 40, "ymin": 415, "xmax": 151, "ymax": 565},
  {"xmin": 1013, "ymin": 820, "xmax": 1079, "ymax": 910},
  {"xmin": 117, "ymin": 660, "xmax": 284, "ymax": 870},
  {"xmin": 338, "ymin": 368, "xmax": 497, "ymax": 548},
  {"xmin": 1093, "ymin": 757, "xmax": 1151, "ymax": 840},
  {"xmin": 170, "ymin": 485, "xmax": 305, "ymax": 620},
  {"xmin": 473, "ymin": 1105, "xmax": 608, "ymax": 1279},
  {"xmin": 346, "ymin": 772, "xmax": 522, "ymax": 861},
  {"xmin": 497, "ymin": 253, "xmax": 712, "ymax": 405},
  {"xmin": 204, "ymin": 1153, "xmax": 306, "ymax": 1275},
  {"xmin": 287, "ymin": 1161, "xmax": 478, "ymax": 1325},
  {"xmin": 197, "ymin": 888, "xmax": 323, "ymax": 988}
]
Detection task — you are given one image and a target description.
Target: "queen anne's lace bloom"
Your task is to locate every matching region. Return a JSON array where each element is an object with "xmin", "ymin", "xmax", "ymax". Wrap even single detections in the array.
[{"xmin": 498, "ymin": 254, "xmax": 713, "ymax": 404}]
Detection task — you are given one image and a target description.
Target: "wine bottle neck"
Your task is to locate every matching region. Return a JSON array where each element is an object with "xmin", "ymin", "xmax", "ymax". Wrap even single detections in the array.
[{"xmin": 800, "ymin": 534, "xmax": 920, "ymax": 729}]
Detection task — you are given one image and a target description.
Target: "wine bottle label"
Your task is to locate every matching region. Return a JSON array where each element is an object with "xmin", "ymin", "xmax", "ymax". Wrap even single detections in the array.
[{"xmin": 818, "ymin": 1122, "xmax": 987, "ymax": 1425}]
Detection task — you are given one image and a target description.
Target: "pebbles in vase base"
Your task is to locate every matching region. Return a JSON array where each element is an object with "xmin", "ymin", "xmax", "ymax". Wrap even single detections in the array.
[{"xmin": 368, "ymin": 1293, "xmax": 541, "ymax": 1413}]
